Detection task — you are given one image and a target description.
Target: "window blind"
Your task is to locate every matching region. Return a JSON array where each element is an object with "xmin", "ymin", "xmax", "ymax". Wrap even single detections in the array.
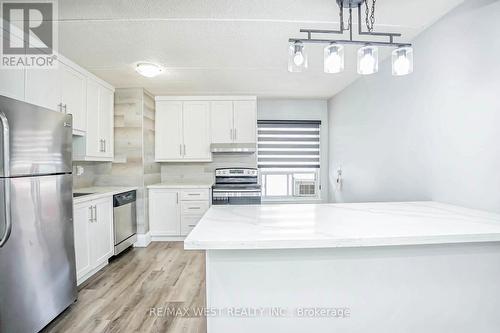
[{"xmin": 257, "ymin": 120, "xmax": 321, "ymax": 169}]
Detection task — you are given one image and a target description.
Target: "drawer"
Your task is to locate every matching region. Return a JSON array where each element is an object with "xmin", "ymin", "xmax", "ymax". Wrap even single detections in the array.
[
  {"xmin": 181, "ymin": 201, "xmax": 209, "ymax": 215},
  {"xmin": 180, "ymin": 189, "xmax": 209, "ymax": 201},
  {"xmin": 181, "ymin": 215, "xmax": 202, "ymax": 236}
]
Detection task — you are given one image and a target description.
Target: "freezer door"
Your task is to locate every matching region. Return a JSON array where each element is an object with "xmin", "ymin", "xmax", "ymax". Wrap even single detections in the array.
[
  {"xmin": 0, "ymin": 174, "xmax": 77, "ymax": 333},
  {"xmin": 0, "ymin": 95, "xmax": 72, "ymax": 177}
]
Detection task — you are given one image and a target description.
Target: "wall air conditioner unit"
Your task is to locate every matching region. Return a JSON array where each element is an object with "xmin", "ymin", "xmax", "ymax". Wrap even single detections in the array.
[{"xmin": 293, "ymin": 179, "xmax": 316, "ymax": 197}]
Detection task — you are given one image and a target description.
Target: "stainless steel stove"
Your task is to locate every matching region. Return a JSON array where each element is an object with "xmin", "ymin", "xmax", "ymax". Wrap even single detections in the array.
[{"xmin": 212, "ymin": 168, "xmax": 262, "ymax": 205}]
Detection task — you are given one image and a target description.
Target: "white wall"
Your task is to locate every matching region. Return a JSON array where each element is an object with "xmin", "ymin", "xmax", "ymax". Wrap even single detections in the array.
[
  {"xmin": 328, "ymin": 0, "xmax": 500, "ymax": 213},
  {"xmin": 258, "ymin": 99, "xmax": 329, "ymax": 202}
]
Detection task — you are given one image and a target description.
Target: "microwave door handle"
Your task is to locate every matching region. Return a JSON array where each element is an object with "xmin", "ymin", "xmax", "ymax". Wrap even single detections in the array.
[{"xmin": 0, "ymin": 111, "xmax": 11, "ymax": 247}]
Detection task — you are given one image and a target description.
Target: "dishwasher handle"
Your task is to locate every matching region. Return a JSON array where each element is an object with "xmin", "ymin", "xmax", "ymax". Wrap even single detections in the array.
[{"xmin": 113, "ymin": 190, "xmax": 136, "ymax": 207}]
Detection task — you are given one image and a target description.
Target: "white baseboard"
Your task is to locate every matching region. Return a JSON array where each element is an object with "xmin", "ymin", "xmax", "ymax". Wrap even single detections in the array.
[
  {"xmin": 151, "ymin": 235, "xmax": 186, "ymax": 242},
  {"xmin": 134, "ymin": 232, "xmax": 152, "ymax": 247}
]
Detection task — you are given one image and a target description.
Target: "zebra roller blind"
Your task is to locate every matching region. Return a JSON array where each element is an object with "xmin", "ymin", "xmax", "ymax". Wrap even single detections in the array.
[{"xmin": 257, "ymin": 120, "xmax": 321, "ymax": 169}]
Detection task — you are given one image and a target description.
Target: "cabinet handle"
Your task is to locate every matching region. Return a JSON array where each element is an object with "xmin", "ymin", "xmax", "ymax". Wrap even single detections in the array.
[
  {"xmin": 103, "ymin": 139, "xmax": 106, "ymax": 152},
  {"xmin": 89, "ymin": 206, "xmax": 93, "ymax": 222},
  {"xmin": 94, "ymin": 205, "xmax": 97, "ymax": 222},
  {"xmin": 57, "ymin": 103, "xmax": 63, "ymax": 112},
  {"xmin": 183, "ymin": 144, "xmax": 186, "ymax": 156},
  {"xmin": 63, "ymin": 104, "xmax": 67, "ymax": 114},
  {"xmin": 176, "ymin": 192, "xmax": 179, "ymax": 204},
  {"xmin": 230, "ymin": 128, "xmax": 233, "ymax": 141},
  {"xmin": 188, "ymin": 193, "xmax": 200, "ymax": 196},
  {"xmin": 234, "ymin": 128, "xmax": 237, "ymax": 141},
  {"xmin": 188, "ymin": 224, "xmax": 196, "ymax": 227},
  {"xmin": 188, "ymin": 207, "xmax": 201, "ymax": 210}
]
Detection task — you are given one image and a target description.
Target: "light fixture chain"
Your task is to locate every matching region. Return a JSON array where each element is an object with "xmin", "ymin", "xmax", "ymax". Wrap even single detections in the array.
[{"xmin": 364, "ymin": 0, "xmax": 376, "ymax": 33}]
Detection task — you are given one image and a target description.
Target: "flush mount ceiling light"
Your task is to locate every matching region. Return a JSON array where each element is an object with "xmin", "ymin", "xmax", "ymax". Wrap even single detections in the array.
[
  {"xmin": 135, "ymin": 62, "xmax": 163, "ymax": 77},
  {"xmin": 288, "ymin": 0, "xmax": 413, "ymax": 76}
]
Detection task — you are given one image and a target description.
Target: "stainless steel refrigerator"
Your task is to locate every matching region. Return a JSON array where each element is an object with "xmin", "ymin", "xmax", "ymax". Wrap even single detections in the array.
[{"xmin": 0, "ymin": 95, "xmax": 77, "ymax": 333}]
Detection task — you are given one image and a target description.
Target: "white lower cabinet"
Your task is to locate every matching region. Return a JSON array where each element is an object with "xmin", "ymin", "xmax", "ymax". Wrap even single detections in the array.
[
  {"xmin": 149, "ymin": 188, "xmax": 210, "ymax": 238},
  {"xmin": 149, "ymin": 189, "xmax": 180, "ymax": 236},
  {"xmin": 73, "ymin": 197, "xmax": 113, "ymax": 285}
]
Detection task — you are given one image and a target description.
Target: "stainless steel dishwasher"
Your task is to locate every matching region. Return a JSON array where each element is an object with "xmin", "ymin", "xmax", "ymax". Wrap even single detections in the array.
[{"xmin": 113, "ymin": 190, "xmax": 137, "ymax": 255}]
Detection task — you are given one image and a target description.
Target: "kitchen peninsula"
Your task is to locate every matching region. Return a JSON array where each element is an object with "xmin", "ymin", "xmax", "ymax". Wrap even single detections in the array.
[{"xmin": 185, "ymin": 201, "xmax": 500, "ymax": 333}]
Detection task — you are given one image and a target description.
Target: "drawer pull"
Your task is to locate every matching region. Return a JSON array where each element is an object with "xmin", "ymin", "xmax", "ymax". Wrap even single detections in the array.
[
  {"xmin": 188, "ymin": 193, "xmax": 201, "ymax": 196},
  {"xmin": 188, "ymin": 224, "xmax": 196, "ymax": 227},
  {"xmin": 188, "ymin": 207, "xmax": 201, "ymax": 210}
]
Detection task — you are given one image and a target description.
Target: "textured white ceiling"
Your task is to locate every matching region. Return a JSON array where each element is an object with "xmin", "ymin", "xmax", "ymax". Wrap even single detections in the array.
[{"xmin": 57, "ymin": 0, "xmax": 464, "ymax": 98}]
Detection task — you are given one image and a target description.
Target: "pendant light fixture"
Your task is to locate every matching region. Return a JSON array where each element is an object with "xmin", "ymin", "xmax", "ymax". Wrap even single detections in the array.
[
  {"xmin": 288, "ymin": 0, "xmax": 413, "ymax": 76},
  {"xmin": 324, "ymin": 43, "xmax": 344, "ymax": 73},
  {"xmin": 288, "ymin": 42, "xmax": 308, "ymax": 72},
  {"xmin": 357, "ymin": 45, "xmax": 378, "ymax": 75},
  {"xmin": 392, "ymin": 46, "xmax": 413, "ymax": 76}
]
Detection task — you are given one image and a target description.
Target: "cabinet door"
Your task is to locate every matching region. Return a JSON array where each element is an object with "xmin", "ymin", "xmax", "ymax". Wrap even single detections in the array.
[
  {"xmin": 73, "ymin": 202, "xmax": 92, "ymax": 281},
  {"xmin": 25, "ymin": 65, "xmax": 61, "ymax": 111},
  {"xmin": 0, "ymin": 68, "xmax": 25, "ymax": 100},
  {"xmin": 89, "ymin": 197, "xmax": 114, "ymax": 266},
  {"xmin": 210, "ymin": 101, "xmax": 234, "ymax": 143},
  {"xmin": 155, "ymin": 101, "xmax": 183, "ymax": 161},
  {"xmin": 181, "ymin": 215, "xmax": 202, "ymax": 236},
  {"xmin": 233, "ymin": 100, "xmax": 257, "ymax": 143},
  {"xmin": 183, "ymin": 101, "xmax": 211, "ymax": 160},
  {"xmin": 60, "ymin": 63, "xmax": 86, "ymax": 133},
  {"xmin": 98, "ymin": 85, "xmax": 114, "ymax": 158},
  {"xmin": 149, "ymin": 189, "xmax": 180, "ymax": 236},
  {"xmin": 85, "ymin": 79, "xmax": 101, "ymax": 157}
]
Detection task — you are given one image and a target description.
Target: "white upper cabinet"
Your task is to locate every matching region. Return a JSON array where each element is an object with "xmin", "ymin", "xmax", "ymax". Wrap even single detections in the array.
[
  {"xmin": 25, "ymin": 65, "xmax": 62, "ymax": 111},
  {"xmin": 98, "ymin": 85, "xmax": 114, "ymax": 158},
  {"xmin": 73, "ymin": 78, "xmax": 114, "ymax": 161},
  {"xmin": 60, "ymin": 62, "xmax": 86, "ymax": 134},
  {"xmin": 156, "ymin": 101, "xmax": 183, "ymax": 160},
  {"xmin": 183, "ymin": 101, "xmax": 211, "ymax": 160},
  {"xmin": 84, "ymin": 79, "xmax": 101, "ymax": 157},
  {"xmin": 155, "ymin": 100, "xmax": 211, "ymax": 162},
  {"xmin": 209, "ymin": 99, "xmax": 257, "ymax": 144},
  {"xmin": 155, "ymin": 96, "xmax": 256, "ymax": 162},
  {"xmin": 210, "ymin": 101, "xmax": 234, "ymax": 143},
  {"xmin": 1, "ymin": 49, "xmax": 114, "ymax": 158},
  {"xmin": 233, "ymin": 100, "xmax": 257, "ymax": 143}
]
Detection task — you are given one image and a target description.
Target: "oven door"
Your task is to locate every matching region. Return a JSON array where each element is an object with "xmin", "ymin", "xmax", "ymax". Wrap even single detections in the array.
[{"xmin": 212, "ymin": 189, "xmax": 261, "ymax": 205}]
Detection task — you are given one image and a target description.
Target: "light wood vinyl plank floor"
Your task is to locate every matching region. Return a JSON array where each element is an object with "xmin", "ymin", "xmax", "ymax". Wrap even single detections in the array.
[{"xmin": 43, "ymin": 242, "xmax": 206, "ymax": 333}]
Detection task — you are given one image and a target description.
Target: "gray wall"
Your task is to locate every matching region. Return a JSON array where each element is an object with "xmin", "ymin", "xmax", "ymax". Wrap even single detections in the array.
[
  {"xmin": 258, "ymin": 99, "xmax": 329, "ymax": 202},
  {"xmin": 74, "ymin": 88, "xmax": 161, "ymax": 233},
  {"xmin": 328, "ymin": 0, "xmax": 500, "ymax": 213}
]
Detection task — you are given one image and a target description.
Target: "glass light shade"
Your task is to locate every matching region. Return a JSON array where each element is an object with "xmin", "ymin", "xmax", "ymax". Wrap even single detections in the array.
[
  {"xmin": 288, "ymin": 42, "xmax": 308, "ymax": 72},
  {"xmin": 357, "ymin": 46, "xmax": 378, "ymax": 75},
  {"xmin": 324, "ymin": 44, "xmax": 344, "ymax": 73},
  {"xmin": 136, "ymin": 62, "xmax": 163, "ymax": 77},
  {"xmin": 392, "ymin": 47, "xmax": 413, "ymax": 76}
]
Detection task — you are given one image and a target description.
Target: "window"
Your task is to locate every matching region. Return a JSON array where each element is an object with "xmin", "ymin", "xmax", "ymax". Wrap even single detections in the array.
[{"xmin": 258, "ymin": 120, "xmax": 321, "ymax": 201}]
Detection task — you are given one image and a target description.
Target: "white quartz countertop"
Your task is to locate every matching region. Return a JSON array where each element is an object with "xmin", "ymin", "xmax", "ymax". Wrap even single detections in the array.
[
  {"xmin": 184, "ymin": 201, "xmax": 500, "ymax": 250},
  {"xmin": 148, "ymin": 179, "xmax": 213, "ymax": 189},
  {"xmin": 73, "ymin": 186, "xmax": 139, "ymax": 204}
]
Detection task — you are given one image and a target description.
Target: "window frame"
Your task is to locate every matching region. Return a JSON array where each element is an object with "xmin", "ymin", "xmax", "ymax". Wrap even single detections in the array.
[{"xmin": 257, "ymin": 119, "xmax": 322, "ymax": 203}]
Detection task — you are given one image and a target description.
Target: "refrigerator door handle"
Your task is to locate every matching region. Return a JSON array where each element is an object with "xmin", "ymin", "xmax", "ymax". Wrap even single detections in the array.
[{"xmin": 0, "ymin": 111, "xmax": 11, "ymax": 247}]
